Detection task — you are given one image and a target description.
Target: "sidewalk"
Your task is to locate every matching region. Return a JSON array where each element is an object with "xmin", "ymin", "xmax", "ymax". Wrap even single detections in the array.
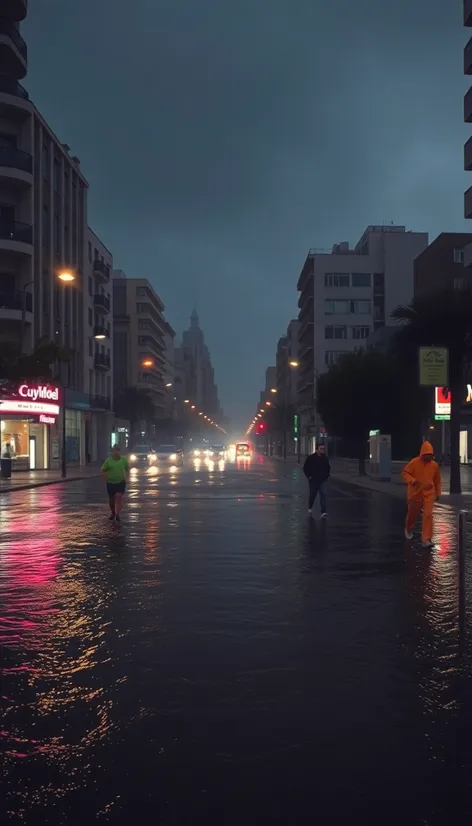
[
  {"xmin": 0, "ymin": 465, "xmax": 101, "ymax": 494},
  {"xmin": 273, "ymin": 454, "xmax": 472, "ymax": 511}
]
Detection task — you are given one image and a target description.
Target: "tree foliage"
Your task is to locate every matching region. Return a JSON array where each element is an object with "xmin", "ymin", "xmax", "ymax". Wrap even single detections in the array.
[
  {"xmin": 114, "ymin": 386, "xmax": 155, "ymax": 425},
  {"xmin": 316, "ymin": 348, "xmax": 424, "ymax": 473},
  {"xmin": 392, "ymin": 284, "xmax": 472, "ymax": 494},
  {"xmin": 0, "ymin": 337, "xmax": 71, "ymax": 380}
]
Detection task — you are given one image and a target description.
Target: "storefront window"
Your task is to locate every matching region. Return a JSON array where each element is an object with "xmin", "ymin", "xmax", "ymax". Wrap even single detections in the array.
[
  {"xmin": 1, "ymin": 420, "xmax": 29, "ymax": 460},
  {"xmin": 66, "ymin": 410, "xmax": 81, "ymax": 462}
]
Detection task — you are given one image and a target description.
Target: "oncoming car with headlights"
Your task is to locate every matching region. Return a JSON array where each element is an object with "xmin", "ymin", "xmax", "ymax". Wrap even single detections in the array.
[
  {"xmin": 155, "ymin": 445, "xmax": 184, "ymax": 467},
  {"xmin": 208, "ymin": 445, "xmax": 226, "ymax": 460},
  {"xmin": 128, "ymin": 444, "xmax": 156, "ymax": 466}
]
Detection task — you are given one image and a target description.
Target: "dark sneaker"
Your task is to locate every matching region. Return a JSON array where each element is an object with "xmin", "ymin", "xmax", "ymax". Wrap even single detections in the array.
[
  {"xmin": 321, "ymin": 512, "xmax": 328, "ymax": 519},
  {"xmin": 109, "ymin": 513, "xmax": 115, "ymax": 521},
  {"xmin": 115, "ymin": 515, "xmax": 121, "ymax": 523}
]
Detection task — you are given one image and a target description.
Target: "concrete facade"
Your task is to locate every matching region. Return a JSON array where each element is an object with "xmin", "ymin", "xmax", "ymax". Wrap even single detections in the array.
[
  {"xmin": 297, "ymin": 225, "xmax": 428, "ymax": 452},
  {"xmin": 112, "ymin": 271, "xmax": 168, "ymax": 417}
]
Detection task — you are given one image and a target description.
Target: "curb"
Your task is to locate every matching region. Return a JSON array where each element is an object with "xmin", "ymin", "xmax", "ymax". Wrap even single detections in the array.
[{"xmin": 0, "ymin": 473, "xmax": 101, "ymax": 495}]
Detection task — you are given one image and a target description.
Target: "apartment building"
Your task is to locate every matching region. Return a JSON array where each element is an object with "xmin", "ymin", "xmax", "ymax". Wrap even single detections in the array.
[
  {"xmin": 276, "ymin": 320, "xmax": 299, "ymax": 404},
  {"xmin": 181, "ymin": 310, "xmax": 221, "ymax": 417},
  {"xmin": 112, "ymin": 271, "xmax": 168, "ymax": 416},
  {"xmin": 0, "ymin": 2, "xmax": 114, "ymax": 469},
  {"xmin": 414, "ymin": 233, "xmax": 472, "ymax": 296},
  {"xmin": 163, "ymin": 321, "xmax": 176, "ymax": 418},
  {"xmin": 83, "ymin": 228, "xmax": 113, "ymax": 461},
  {"xmin": 297, "ymin": 225, "xmax": 428, "ymax": 452}
]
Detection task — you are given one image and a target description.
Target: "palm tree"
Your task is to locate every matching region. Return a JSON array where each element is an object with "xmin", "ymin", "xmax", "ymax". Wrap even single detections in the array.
[{"xmin": 392, "ymin": 285, "xmax": 472, "ymax": 494}]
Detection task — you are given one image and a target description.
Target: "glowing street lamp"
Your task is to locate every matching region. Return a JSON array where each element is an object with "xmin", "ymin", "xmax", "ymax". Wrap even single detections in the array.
[
  {"xmin": 289, "ymin": 360, "xmax": 299, "ymax": 368},
  {"xmin": 57, "ymin": 268, "xmax": 75, "ymax": 283},
  {"xmin": 165, "ymin": 382, "xmax": 172, "ymax": 387},
  {"xmin": 270, "ymin": 387, "xmax": 277, "ymax": 393},
  {"xmin": 142, "ymin": 359, "xmax": 153, "ymax": 368}
]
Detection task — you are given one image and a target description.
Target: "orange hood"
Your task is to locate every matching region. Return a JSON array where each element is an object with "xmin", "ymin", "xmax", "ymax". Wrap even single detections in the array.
[{"xmin": 420, "ymin": 441, "xmax": 434, "ymax": 457}]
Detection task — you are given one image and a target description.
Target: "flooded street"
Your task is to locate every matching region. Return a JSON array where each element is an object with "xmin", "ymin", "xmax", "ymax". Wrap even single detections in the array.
[{"xmin": 2, "ymin": 457, "xmax": 472, "ymax": 824}]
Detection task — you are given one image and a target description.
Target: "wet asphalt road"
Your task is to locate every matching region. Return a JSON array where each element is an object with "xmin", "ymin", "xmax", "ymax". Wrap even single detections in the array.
[{"xmin": 2, "ymin": 455, "xmax": 472, "ymax": 825}]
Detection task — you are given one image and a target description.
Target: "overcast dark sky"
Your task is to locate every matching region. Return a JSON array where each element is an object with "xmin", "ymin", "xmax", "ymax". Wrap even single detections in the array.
[{"xmin": 25, "ymin": 0, "xmax": 469, "ymax": 427}]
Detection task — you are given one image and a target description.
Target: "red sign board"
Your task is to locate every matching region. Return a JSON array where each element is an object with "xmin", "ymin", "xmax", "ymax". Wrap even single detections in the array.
[{"xmin": 0, "ymin": 382, "xmax": 60, "ymax": 418}]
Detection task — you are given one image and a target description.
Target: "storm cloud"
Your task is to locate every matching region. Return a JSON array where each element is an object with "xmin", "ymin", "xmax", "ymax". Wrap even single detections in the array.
[{"xmin": 26, "ymin": 0, "xmax": 468, "ymax": 425}]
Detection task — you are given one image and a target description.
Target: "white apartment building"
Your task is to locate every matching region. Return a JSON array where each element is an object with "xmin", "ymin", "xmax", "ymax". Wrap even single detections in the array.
[
  {"xmin": 297, "ymin": 225, "xmax": 428, "ymax": 452},
  {"xmin": 162, "ymin": 321, "xmax": 176, "ymax": 418}
]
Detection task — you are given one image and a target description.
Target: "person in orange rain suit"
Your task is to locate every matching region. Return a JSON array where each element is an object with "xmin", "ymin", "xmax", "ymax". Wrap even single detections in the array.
[{"xmin": 402, "ymin": 441, "xmax": 441, "ymax": 548}]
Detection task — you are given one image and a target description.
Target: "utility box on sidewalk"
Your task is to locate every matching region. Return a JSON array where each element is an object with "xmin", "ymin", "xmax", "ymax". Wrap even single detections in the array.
[
  {"xmin": 1, "ymin": 457, "xmax": 12, "ymax": 479},
  {"xmin": 369, "ymin": 431, "xmax": 391, "ymax": 481}
]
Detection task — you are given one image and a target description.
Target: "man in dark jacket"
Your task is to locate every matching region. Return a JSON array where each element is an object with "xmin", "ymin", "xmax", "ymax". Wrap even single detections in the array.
[{"xmin": 303, "ymin": 443, "xmax": 330, "ymax": 517}]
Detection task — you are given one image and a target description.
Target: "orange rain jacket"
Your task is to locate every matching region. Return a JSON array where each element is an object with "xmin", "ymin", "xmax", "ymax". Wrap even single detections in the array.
[{"xmin": 401, "ymin": 441, "xmax": 441, "ymax": 502}]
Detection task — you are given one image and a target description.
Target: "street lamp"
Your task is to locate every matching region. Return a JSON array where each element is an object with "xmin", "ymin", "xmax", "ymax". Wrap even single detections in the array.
[
  {"xmin": 142, "ymin": 359, "xmax": 154, "ymax": 368},
  {"xmin": 270, "ymin": 387, "xmax": 277, "ymax": 394},
  {"xmin": 166, "ymin": 382, "xmax": 172, "ymax": 387},
  {"xmin": 281, "ymin": 359, "xmax": 299, "ymax": 460},
  {"xmin": 56, "ymin": 269, "xmax": 76, "ymax": 479}
]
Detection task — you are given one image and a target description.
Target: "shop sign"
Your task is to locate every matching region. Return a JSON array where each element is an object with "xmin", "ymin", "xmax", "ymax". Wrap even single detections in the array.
[
  {"xmin": 434, "ymin": 384, "xmax": 472, "ymax": 420},
  {"xmin": 0, "ymin": 382, "xmax": 60, "ymax": 417},
  {"xmin": 39, "ymin": 414, "xmax": 56, "ymax": 425},
  {"xmin": 419, "ymin": 347, "xmax": 448, "ymax": 386}
]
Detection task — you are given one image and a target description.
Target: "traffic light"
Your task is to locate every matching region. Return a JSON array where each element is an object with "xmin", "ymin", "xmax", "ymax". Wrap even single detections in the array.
[{"xmin": 259, "ymin": 422, "xmax": 265, "ymax": 431}]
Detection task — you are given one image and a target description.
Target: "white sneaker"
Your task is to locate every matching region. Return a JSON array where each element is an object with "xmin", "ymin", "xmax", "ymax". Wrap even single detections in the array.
[
  {"xmin": 308, "ymin": 509, "xmax": 312, "ymax": 514},
  {"xmin": 422, "ymin": 539, "xmax": 433, "ymax": 548},
  {"xmin": 321, "ymin": 512, "xmax": 328, "ymax": 519},
  {"xmin": 405, "ymin": 529, "xmax": 413, "ymax": 540}
]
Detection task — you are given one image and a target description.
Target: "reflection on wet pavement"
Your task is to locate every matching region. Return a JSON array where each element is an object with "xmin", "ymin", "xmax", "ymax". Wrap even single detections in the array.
[{"xmin": 1, "ymin": 459, "xmax": 472, "ymax": 824}]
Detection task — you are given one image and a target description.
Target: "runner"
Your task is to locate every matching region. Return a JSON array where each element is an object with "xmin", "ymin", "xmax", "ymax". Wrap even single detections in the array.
[{"xmin": 101, "ymin": 445, "xmax": 130, "ymax": 523}]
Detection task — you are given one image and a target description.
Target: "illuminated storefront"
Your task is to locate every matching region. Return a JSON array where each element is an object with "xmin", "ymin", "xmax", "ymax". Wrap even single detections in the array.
[{"xmin": 0, "ymin": 382, "xmax": 61, "ymax": 471}]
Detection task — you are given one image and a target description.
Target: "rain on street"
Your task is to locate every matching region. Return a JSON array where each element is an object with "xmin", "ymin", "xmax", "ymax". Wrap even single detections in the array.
[{"xmin": 2, "ymin": 455, "xmax": 472, "ymax": 825}]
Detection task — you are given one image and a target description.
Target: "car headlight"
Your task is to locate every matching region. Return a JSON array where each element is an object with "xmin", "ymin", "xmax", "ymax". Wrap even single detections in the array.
[
  {"xmin": 130, "ymin": 454, "xmax": 137, "ymax": 462},
  {"xmin": 170, "ymin": 453, "xmax": 177, "ymax": 461},
  {"xmin": 148, "ymin": 453, "xmax": 156, "ymax": 462},
  {"xmin": 194, "ymin": 449, "xmax": 200, "ymax": 456}
]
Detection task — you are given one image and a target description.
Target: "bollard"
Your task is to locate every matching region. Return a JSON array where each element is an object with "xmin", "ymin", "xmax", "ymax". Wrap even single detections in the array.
[{"xmin": 459, "ymin": 510, "xmax": 468, "ymax": 647}]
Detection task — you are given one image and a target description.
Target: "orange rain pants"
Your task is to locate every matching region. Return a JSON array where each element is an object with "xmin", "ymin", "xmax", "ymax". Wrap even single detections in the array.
[{"xmin": 405, "ymin": 497, "xmax": 434, "ymax": 543}]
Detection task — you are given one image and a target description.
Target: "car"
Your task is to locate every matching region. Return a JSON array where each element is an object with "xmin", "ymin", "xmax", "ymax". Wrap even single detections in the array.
[
  {"xmin": 129, "ymin": 445, "xmax": 156, "ymax": 466},
  {"xmin": 192, "ymin": 445, "xmax": 208, "ymax": 458},
  {"xmin": 208, "ymin": 445, "xmax": 227, "ymax": 460},
  {"xmin": 235, "ymin": 442, "xmax": 251, "ymax": 458},
  {"xmin": 155, "ymin": 445, "xmax": 184, "ymax": 466}
]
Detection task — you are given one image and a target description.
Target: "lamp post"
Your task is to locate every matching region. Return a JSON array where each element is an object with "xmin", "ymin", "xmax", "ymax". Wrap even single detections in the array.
[
  {"xmin": 57, "ymin": 269, "xmax": 76, "ymax": 478},
  {"xmin": 282, "ymin": 360, "xmax": 299, "ymax": 460}
]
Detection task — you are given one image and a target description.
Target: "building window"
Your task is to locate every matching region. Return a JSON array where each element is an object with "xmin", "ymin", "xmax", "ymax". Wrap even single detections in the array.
[
  {"xmin": 454, "ymin": 248, "xmax": 465, "ymax": 264},
  {"xmin": 351, "ymin": 326, "xmax": 371, "ymax": 339},
  {"xmin": 88, "ymin": 307, "xmax": 93, "ymax": 326},
  {"xmin": 352, "ymin": 273, "xmax": 371, "ymax": 287},
  {"xmin": 88, "ymin": 276, "xmax": 93, "ymax": 297},
  {"xmin": 454, "ymin": 277, "xmax": 468, "ymax": 290},
  {"xmin": 325, "ymin": 351, "xmax": 349, "ymax": 366},
  {"xmin": 351, "ymin": 300, "xmax": 371, "ymax": 314},
  {"xmin": 325, "ymin": 325, "xmax": 347, "ymax": 339},
  {"xmin": 325, "ymin": 299, "xmax": 350, "ymax": 314},
  {"xmin": 42, "ymin": 204, "xmax": 49, "ymax": 246},
  {"xmin": 324, "ymin": 273, "xmax": 350, "ymax": 288},
  {"xmin": 53, "ymin": 213, "xmax": 60, "ymax": 254},
  {"xmin": 373, "ymin": 273, "xmax": 384, "ymax": 294},
  {"xmin": 88, "ymin": 338, "xmax": 93, "ymax": 356}
]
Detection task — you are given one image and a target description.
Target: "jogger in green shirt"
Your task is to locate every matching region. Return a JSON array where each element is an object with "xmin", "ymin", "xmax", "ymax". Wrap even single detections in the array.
[{"xmin": 101, "ymin": 445, "xmax": 129, "ymax": 522}]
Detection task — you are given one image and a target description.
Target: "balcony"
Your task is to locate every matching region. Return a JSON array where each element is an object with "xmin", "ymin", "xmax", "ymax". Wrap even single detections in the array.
[
  {"xmin": 93, "ymin": 293, "xmax": 110, "ymax": 314},
  {"xmin": 3, "ymin": 0, "xmax": 28, "ymax": 20},
  {"xmin": 93, "ymin": 323, "xmax": 108, "ymax": 339},
  {"xmin": 465, "ymin": 186, "xmax": 472, "ymax": 219},
  {"xmin": 0, "ymin": 219, "xmax": 32, "ymax": 254},
  {"xmin": 0, "ymin": 144, "xmax": 32, "ymax": 187},
  {"xmin": 93, "ymin": 259, "xmax": 110, "ymax": 283},
  {"xmin": 466, "ymin": 37, "xmax": 472, "ymax": 76},
  {"xmin": 94, "ymin": 352, "xmax": 110, "ymax": 371},
  {"xmin": 90, "ymin": 395, "xmax": 111, "ymax": 410},
  {"xmin": 465, "ymin": 87, "xmax": 472, "ymax": 123},
  {"xmin": 0, "ymin": 20, "xmax": 27, "ymax": 79},
  {"xmin": 0, "ymin": 288, "xmax": 32, "ymax": 322},
  {"xmin": 466, "ymin": 0, "xmax": 472, "ymax": 27}
]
